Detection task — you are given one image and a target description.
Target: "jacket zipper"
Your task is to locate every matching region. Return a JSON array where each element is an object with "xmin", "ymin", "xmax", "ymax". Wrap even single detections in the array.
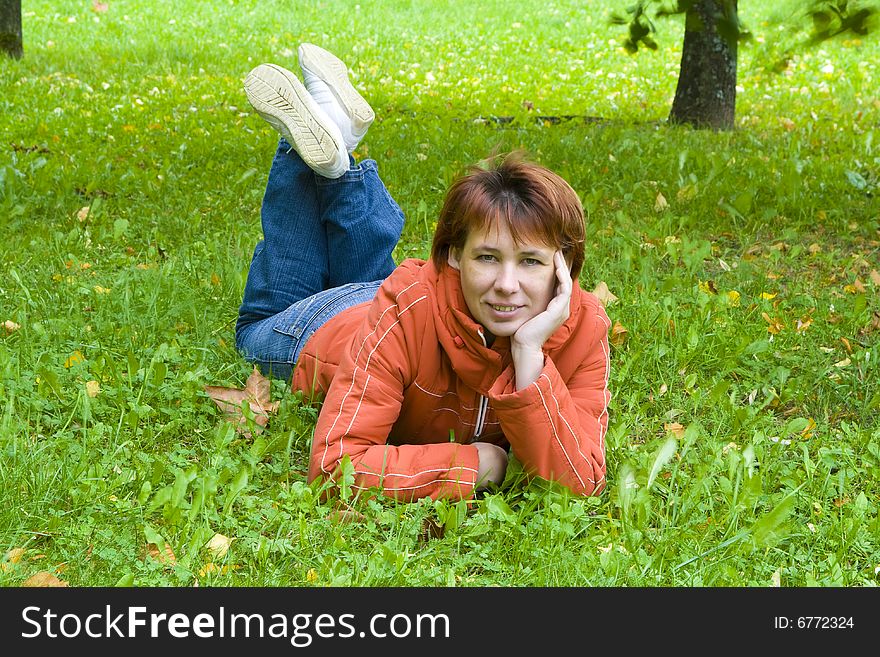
[{"xmin": 473, "ymin": 327, "xmax": 488, "ymax": 440}]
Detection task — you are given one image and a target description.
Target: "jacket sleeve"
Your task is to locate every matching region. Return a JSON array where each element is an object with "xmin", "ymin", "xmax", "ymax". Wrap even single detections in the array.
[
  {"xmin": 308, "ymin": 271, "xmax": 480, "ymax": 501},
  {"xmin": 487, "ymin": 302, "xmax": 611, "ymax": 496}
]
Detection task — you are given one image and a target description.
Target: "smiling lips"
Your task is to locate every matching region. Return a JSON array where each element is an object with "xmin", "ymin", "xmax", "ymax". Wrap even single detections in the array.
[{"xmin": 488, "ymin": 303, "xmax": 521, "ymax": 313}]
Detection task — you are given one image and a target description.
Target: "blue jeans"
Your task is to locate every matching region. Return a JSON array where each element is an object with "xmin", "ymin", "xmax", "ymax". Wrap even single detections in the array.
[{"xmin": 235, "ymin": 138, "xmax": 405, "ymax": 380}]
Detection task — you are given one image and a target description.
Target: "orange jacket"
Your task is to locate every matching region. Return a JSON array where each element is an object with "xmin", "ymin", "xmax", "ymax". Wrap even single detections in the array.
[{"xmin": 292, "ymin": 258, "xmax": 611, "ymax": 501}]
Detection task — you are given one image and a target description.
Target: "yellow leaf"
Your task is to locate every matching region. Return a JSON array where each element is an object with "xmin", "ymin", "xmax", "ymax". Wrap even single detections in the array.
[
  {"xmin": 591, "ymin": 281, "xmax": 618, "ymax": 306},
  {"xmin": 834, "ymin": 357, "xmax": 851, "ymax": 368},
  {"xmin": 76, "ymin": 206, "xmax": 90, "ymax": 222},
  {"xmin": 761, "ymin": 313, "xmax": 784, "ymax": 335},
  {"xmin": 85, "ymin": 380, "xmax": 101, "ymax": 397},
  {"xmin": 801, "ymin": 417, "xmax": 816, "ymax": 439},
  {"xmin": 22, "ymin": 571, "xmax": 69, "ymax": 587},
  {"xmin": 664, "ymin": 422, "xmax": 686, "ymax": 438},
  {"xmin": 145, "ymin": 543, "xmax": 177, "ymax": 566},
  {"xmin": 609, "ymin": 321, "xmax": 628, "ymax": 347},
  {"xmin": 3, "ymin": 320, "xmax": 20, "ymax": 334},
  {"xmin": 210, "ymin": 273, "xmax": 221, "ymax": 286},
  {"xmin": 760, "ymin": 292, "xmax": 777, "ymax": 300},
  {"xmin": 654, "ymin": 192, "xmax": 668, "ymax": 212},
  {"xmin": 5, "ymin": 547, "xmax": 26, "ymax": 564},
  {"xmin": 306, "ymin": 568, "xmax": 319, "ymax": 583},
  {"xmin": 205, "ymin": 533, "xmax": 234, "ymax": 559},
  {"xmin": 698, "ymin": 280, "xmax": 717, "ymax": 295},
  {"xmin": 808, "ymin": 243, "xmax": 822, "ymax": 255},
  {"xmin": 795, "ymin": 316, "xmax": 813, "ymax": 333},
  {"xmin": 64, "ymin": 350, "xmax": 84, "ymax": 368}
]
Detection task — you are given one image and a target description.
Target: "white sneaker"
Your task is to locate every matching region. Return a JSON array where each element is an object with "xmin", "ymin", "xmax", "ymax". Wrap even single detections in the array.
[
  {"xmin": 298, "ymin": 43, "xmax": 375, "ymax": 152},
  {"xmin": 243, "ymin": 63, "xmax": 349, "ymax": 179}
]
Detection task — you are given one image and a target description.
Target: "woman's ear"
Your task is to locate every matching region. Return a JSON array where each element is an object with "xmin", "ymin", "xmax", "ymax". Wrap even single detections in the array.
[{"xmin": 447, "ymin": 248, "xmax": 462, "ymax": 270}]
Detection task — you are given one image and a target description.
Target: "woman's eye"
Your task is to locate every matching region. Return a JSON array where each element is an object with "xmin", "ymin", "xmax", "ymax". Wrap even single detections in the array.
[
  {"xmin": 476, "ymin": 254, "xmax": 496, "ymax": 262},
  {"xmin": 522, "ymin": 258, "xmax": 542, "ymax": 266}
]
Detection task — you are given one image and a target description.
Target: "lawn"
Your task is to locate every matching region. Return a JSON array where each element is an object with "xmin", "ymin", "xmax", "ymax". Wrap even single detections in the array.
[{"xmin": 1, "ymin": 0, "xmax": 878, "ymax": 587}]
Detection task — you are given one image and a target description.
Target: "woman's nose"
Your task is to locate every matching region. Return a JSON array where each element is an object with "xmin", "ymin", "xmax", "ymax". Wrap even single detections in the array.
[{"xmin": 493, "ymin": 265, "xmax": 520, "ymax": 294}]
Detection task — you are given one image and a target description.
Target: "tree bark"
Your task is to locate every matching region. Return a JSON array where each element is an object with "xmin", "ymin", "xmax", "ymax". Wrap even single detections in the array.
[
  {"xmin": 669, "ymin": 0, "xmax": 738, "ymax": 129},
  {"xmin": 0, "ymin": 0, "xmax": 22, "ymax": 59}
]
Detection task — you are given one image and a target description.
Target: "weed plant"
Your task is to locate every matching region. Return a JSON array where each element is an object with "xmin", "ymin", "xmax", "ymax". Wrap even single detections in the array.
[{"xmin": 0, "ymin": 0, "xmax": 878, "ymax": 586}]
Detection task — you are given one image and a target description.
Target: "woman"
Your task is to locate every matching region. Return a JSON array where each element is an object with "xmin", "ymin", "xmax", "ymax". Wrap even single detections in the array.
[{"xmin": 236, "ymin": 45, "xmax": 611, "ymax": 501}]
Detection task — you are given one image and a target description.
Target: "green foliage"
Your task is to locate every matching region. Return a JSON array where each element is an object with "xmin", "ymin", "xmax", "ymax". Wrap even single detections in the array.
[{"xmin": 0, "ymin": 0, "xmax": 878, "ymax": 587}]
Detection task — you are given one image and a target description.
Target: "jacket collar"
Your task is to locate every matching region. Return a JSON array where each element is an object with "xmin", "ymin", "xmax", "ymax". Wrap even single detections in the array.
[{"xmin": 426, "ymin": 259, "xmax": 584, "ymax": 394}]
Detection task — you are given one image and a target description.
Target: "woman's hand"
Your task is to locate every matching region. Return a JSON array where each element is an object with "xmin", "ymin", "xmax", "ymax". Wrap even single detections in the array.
[
  {"xmin": 511, "ymin": 251, "xmax": 573, "ymax": 389},
  {"xmin": 474, "ymin": 442, "xmax": 509, "ymax": 490}
]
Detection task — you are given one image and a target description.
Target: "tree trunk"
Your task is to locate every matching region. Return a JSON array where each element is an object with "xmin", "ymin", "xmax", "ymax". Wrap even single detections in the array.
[
  {"xmin": 0, "ymin": 0, "xmax": 22, "ymax": 59},
  {"xmin": 669, "ymin": 0, "xmax": 738, "ymax": 129}
]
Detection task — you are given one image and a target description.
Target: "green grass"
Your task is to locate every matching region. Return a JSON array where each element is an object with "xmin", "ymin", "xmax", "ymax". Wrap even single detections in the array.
[{"xmin": 1, "ymin": 0, "xmax": 878, "ymax": 587}]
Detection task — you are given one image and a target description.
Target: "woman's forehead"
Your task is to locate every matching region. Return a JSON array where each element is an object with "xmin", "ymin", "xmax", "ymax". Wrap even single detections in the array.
[{"xmin": 464, "ymin": 222, "xmax": 555, "ymax": 253}]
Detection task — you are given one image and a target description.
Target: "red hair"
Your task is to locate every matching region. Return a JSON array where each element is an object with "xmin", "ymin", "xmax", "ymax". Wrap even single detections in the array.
[{"xmin": 430, "ymin": 153, "xmax": 586, "ymax": 277}]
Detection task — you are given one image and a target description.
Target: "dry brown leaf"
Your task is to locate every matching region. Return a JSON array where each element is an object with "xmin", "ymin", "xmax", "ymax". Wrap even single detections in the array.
[
  {"xmin": 5, "ymin": 547, "xmax": 26, "ymax": 564},
  {"xmin": 205, "ymin": 533, "xmax": 234, "ymax": 559},
  {"xmin": 204, "ymin": 367, "xmax": 280, "ymax": 437},
  {"xmin": 22, "ymin": 571, "xmax": 69, "ymax": 587},
  {"xmin": 664, "ymin": 422, "xmax": 686, "ymax": 438},
  {"xmin": 145, "ymin": 543, "xmax": 177, "ymax": 566},
  {"xmin": 76, "ymin": 206, "xmax": 90, "ymax": 222},
  {"xmin": 654, "ymin": 192, "xmax": 669, "ymax": 213},
  {"xmin": 761, "ymin": 312, "xmax": 784, "ymax": 335},
  {"xmin": 328, "ymin": 507, "xmax": 366, "ymax": 524},
  {"xmin": 870, "ymin": 270, "xmax": 880, "ymax": 286},
  {"xmin": 609, "ymin": 321, "xmax": 628, "ymax": 347},
  {"xmin": 840, "ymin": 337, "xmax": 853, "ymax": 353},
  {"xmin": 808, "ymin": 243, "xmax": 822, "ymax": 255},
  {"xmin": 834, "ymin": 357, "xmax": 851, "ymax": 368},
  {"xmin": 85, "ymin": 380, "xmax": 101, "ymax": 398},
  {"xmin": 3, "ymin": 320, "xmax": 20, "ymax": 334},
  {"xmin": 591, "ymin": 281, "xmax": 618, "ymax": 306},
  {"xmin": 418, "ymin": 516, "xmax": 446, "ymax": 544},
  {"xmin": 92, "ymin": 1, "xmax": 109, "ymax": 13}
]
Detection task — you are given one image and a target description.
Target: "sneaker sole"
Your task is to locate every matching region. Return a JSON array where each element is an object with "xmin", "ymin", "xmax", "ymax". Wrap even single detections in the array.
[
  {"xmin": 243, "ymin": 64, "xmax": 347, "ymax": 176},
  {"xmin": 298, "ymin": 44, "xmax": 375, "ymax": 132}
]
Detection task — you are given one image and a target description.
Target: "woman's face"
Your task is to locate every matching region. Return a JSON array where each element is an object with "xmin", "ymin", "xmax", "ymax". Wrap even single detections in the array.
[{"xmin": 448, "ymin": 222, "xmax": 558, "ymax": 340}]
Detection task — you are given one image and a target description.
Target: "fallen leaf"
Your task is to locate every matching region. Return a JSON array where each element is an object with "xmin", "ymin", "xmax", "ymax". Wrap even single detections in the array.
[
  {"xmin": 64, "ymin": 350, "xmax": 84, "ymax": 368},
  {"xmin": 833, "ymin": 357, "xmax": 851, "ymax": 368},
  {"xmin": 654, "ymin": 192, "xmax": 668, "ymax": 212},
  {"xmin": 760, "ymin": 292, "xmax": 777, "ymax": 300},
  {"xmin": 771, "ymin": 569, "xmax": 781, "ymax": 587},
  {"xmin": 808, "ymin": 243, "xmax": 822, "ymax": 255},
  {"xmin": 22, "ymin": 571, "xmax": 69, "ymax": 587},
  {"xmin": 418, "ymin": 516, "xmax": 446, "ymax": 544},
  {"xmin": 761, "ymin": 312, "xmax": 784, "ymax": 335},
  {"xmin": 205, "ymin": 533, "xmax": 234, "ymax": 559},
  {"xmin": 801, "ymin": 417, "xmax": 816, "ymax": 439},
  {"xmin": 92, "ymin": 1, "xmax": 109, "ymax": 13},
  {"xmin": 609, "ymin": 321, "xmax": 628, "ymax": 347},
  {"xmin": 664, "ymin": 422, "xmax": 686, "ymax": 438},
  {"xmin": 199, "ymin": 563, "xmax": 238, "ymax": 577},
  {"xmin": 795, "ymin": 315, "xmax": 813, "ymax": 333},
  {"xmin": 870, "ymin": 270, "xmax": 880, "ymax": 286},
  {"xmin": 328, "ymin": 507, "xmax": 366, "ymax": 524},
  {"xmin": 1, "ymin": 547, "xmax": 26, "ymax": 572},
  {"xmin": 840, "ymin": 337, "xmax": 852, "ymax": 353},
  {"xmin": 204, "ymin": 367, "xmax": 280, "ymax": 438},
  {"xmin": 76, "ymin": 206, "xmax": 90, "ymax": 222},
  {"xmin": 2, "ymin": 320, "xmax": 20, "ymax": 334},
  {"xmin": 5, "ymin": 548, "xmax": 26, "ymax": 564},
  {"xmin": 591, "ymin": 281, "xmax": 618, "ymax": 306},
  {"xmin": 698, "ymin": 280, "xmax": 718, "ymax": 295},
  {"xmin": 86, "ymin": 380, "xmax": 101, "ymax": 397},
  {"xmin": 145, "ymin": 543, "xmax": 177, "ymax": 566}
]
